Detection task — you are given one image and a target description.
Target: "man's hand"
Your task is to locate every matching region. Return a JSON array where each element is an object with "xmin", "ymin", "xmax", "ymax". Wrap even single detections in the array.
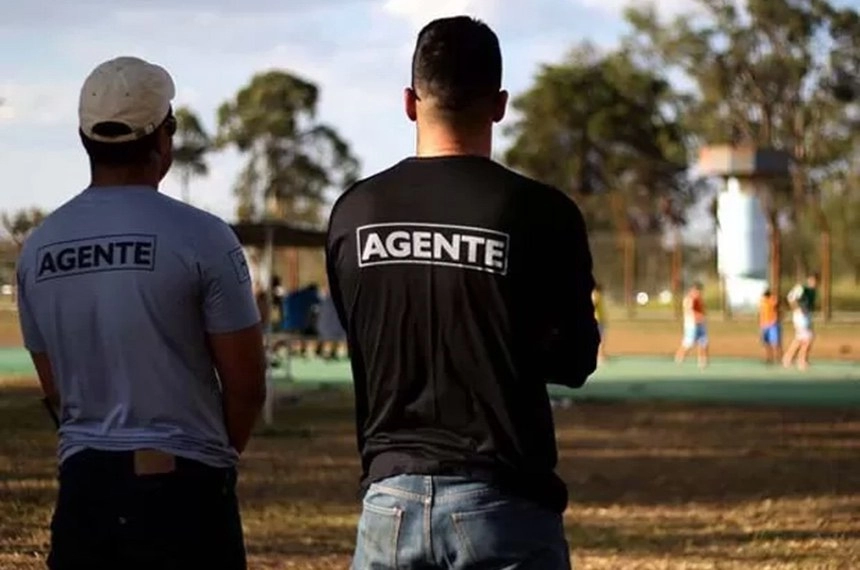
[
  {"xmin": 41, "ymin": 397, "xmax": 60, "ymax": 429},
  {"xmin": 30, "ymin": 352, "xmax": 61, "ymax": 429}
]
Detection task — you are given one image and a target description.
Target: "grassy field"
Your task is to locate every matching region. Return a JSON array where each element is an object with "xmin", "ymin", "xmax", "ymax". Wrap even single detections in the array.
[
  {"xmin": 0, "ymin": 383, "xmax": 858, "ymax": 569},
  {"xmin": 0, "ymin": 302, "xmax": 858, "ymax": 568}
]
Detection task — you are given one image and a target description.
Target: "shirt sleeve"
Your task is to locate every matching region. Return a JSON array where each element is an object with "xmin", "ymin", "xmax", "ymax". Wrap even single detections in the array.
[
  {"xmin": 325, "ymin": 196, "xmax": 370, "ymax": 458},
  {"xmin": 540, "ymin": 193, "xmax": 600, "ymax": 388},
  {"xmin": 200, "ymin": 222, "xmax": 261, "ymax": 334},
  {"xmin": 325, "ymin": 207, "xmax": 350, "ymax": 332},
  {"xmin": 16, "ymin": 263, "xmax": 46, "ymax": 353}
]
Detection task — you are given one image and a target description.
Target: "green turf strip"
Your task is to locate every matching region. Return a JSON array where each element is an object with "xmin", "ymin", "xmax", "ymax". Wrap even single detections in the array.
[{"xmin": 2, "ymin": 348, "xmax": 857, "ymax": 407}]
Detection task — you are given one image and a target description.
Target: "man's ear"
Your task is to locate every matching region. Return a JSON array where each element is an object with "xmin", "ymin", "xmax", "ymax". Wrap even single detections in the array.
[
  {"xmin": 492, "ymin": 90, "xmax": 509, "ymax": 123},
  {"xmin": 405, "ymin": 87, "xmax": 418, "ymax": 122},
  {"xmin": 156, "ymin": 128, "xmax": 174, "ymax": 179}
]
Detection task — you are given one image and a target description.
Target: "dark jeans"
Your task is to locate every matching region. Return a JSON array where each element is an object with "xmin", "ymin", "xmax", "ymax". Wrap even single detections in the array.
[
  {"xmin": 48, "ymin": 449, "xmax": 246, "ymax": 570},
  {"xmin": 352, "ymin": 475, "xmax": 571, "ymax": 570}
]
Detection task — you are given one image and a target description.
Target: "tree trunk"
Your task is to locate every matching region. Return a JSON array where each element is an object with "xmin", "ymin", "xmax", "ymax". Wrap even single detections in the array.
[
  {"xmin": 623, "ymin": 232, "xmax": 636, "ymax": 319},
  {"xmin": 794, "ymin": 255, "xmax": 804, "ymax": 283},
  {"xmin": 821, "ymin": 230, "xmax": 832, "ymax": 323},
  {"xmin": 767, "ymin": 214, "xmax": 781, "ymax": 305},
  {"xmin": 671, "ymin": 228, "xmax": 682, "ymax": 321},
  {"xmin": 854, "ymin": 263, "xmax": 860, "ymax": 286}
]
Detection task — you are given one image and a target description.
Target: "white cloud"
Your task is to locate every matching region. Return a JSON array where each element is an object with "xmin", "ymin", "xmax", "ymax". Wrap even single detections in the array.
[
  {"xmin": 0, "ymin": 4, "xmax": 414, "ymax": 217},
  {"xmin": 0, "ymin": 82, "xmax": 78, "ymax": 126},
  {"xmin": 0, "ymin": 0, "xmax": 359, "ymax": 29},
  {"xmin": 574, "ymin": 0, "xmax": 702, "ymax": 20},
  {"xmin": 0, "ymin": 103, "xmax": 14, "ymax": 121},
  {"xmin": 0, "ymin": 0, "xmax": 633, "ymax": 218},
  {"xmin": 381, "ymin": 0, "xmax": 499, "ymax": 29}
]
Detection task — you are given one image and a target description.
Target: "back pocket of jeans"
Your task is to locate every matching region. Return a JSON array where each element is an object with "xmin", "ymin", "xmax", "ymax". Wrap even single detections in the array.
[
  {"xmin": 353, "ymin": 500, "xmax": 403, "ymax": 569},
  {"xmin": 451, "ymin": 501, "xmax": 568, "ymax": 568}
]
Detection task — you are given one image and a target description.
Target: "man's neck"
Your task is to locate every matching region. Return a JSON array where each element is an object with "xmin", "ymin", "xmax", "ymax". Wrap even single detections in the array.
[
  {"xmin": 90, "ymin": 168, "xmax": 159, "ymax": 189},
  {"xmin": 415, "ymin": 124, "xmax": 493, "ymax": 159}
]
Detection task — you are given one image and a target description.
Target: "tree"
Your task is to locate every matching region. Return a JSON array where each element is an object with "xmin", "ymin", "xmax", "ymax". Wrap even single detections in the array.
[
  {"xmin": 623, "ymin": 0, "xmax": 860, "ymax": 290},
  {"xmin": 828, "ymin": 6, "xmax": 860, "ymax": 102},
  {"xmin": 216, "ymin": 71, "xmax": 360, "ymax": 224},
  {"xmin": 504, "ymin": 44, "xmax": 692, "ymax": 234},
  {"xmin": 172, "ymin": 107, "xmax": 211, "ymax": 204},
  {"xmin": 820, "ymin": 149, "xmax": 860, "ymax": 283},
  {"xmin": 2, "ymin": 208, "xmax": 47, "ymax": 247}
]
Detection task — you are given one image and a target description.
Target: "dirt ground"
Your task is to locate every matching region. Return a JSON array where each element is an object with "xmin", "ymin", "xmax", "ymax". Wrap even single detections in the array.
[
  {"xmin": 1, "ymin": 308, "xmax": 859, "ymax": 361},
  {"xmin": 600, "ymin": 318, "xmax": 860, "ymax": 361},
  {"xmin": 0, "ymin": 385, "xmax": 857, "ymax": 569}
]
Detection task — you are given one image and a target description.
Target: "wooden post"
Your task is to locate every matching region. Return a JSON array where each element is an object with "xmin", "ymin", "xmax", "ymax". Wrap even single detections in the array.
[
  {"xmin": 671, "ymin": 231, "xmax": 683, "ymax": 321},
  {"xmin": 720, "ymin": 274, "xmax": 732, "ymax": 320},
  {"xmin": 624, "ymin": 232, "xmax": 636, "ymax": 318},
  {"xmin": 262, "ymin": 225, "xmax": 275, "ymax": 427},
  {"xmin": 821, "ymin": 230, "xmax": 832, "ymax": 323},
  {"xmin": 288, "ymin": 248, "xmax": 300, "ymax": 291},
  {"xmin": 769, "ymin": 220, "xmax": 782, "ymax": 306}
]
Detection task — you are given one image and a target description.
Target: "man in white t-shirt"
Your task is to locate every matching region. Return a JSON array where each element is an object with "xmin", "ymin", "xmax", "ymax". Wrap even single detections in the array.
[{"xmin": 17, "ymin": 56, "xmax": 266, "ymax": 569}]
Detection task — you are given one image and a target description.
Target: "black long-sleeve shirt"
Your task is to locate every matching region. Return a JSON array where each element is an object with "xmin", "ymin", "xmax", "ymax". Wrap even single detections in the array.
[{"xmin": 325, "ymin": 155, "xmax": 599, "ymax": 512}]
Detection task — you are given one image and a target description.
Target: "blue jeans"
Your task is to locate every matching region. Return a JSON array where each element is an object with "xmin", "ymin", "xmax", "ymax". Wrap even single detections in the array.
[
  {"xmin": 761, "ymin": 323, "xmax": 781, "ymax": 346},
  {"xmin": 351, "ymin": 475, "xmax": 571, "ymax": 569}
]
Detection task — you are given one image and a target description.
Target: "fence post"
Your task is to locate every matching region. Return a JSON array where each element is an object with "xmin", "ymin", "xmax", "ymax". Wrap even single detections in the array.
[
  {"xmin": 821, "ymin": 230, "xmax": 832, "ymax": 323},
  {"xmin": 769, "ymin": 221, "xmax": 781, "ymax": 309},
  {"xmin": 720, "ymin": 274, "xmax": 732, "ymax": 320},
  {"xmin": 624, "ymin": 232, "xmax": 636, "ymax": 318},
  {"xmin": 288, "ymin": 248, "xmax": 300, "ymax": 291},
  {"xmin": 671, "ymin": 231, "xmax": 682, "ymax": 321}
]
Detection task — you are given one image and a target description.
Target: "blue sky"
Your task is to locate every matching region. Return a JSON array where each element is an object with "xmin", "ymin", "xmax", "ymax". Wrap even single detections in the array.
[{"xmin": 0, "ymin": 0, "xmax": 716, "ymax": 221}]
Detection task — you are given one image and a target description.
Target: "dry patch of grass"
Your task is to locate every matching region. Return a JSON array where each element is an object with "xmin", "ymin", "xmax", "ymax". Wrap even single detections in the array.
[
  {"xmin": 0, "ymin": 387, "xmax": 858, "ymax": 569},
  {"xmin": 1, "ymin": 308, "xmax": 859, "ymax": 363},
  {"xmin": 605, "ymin": 319, "xmax": 860, "ymax": 361},
  {"xmin": 559, "ymin": 402, "xmax": 860, "ymax": 569}
]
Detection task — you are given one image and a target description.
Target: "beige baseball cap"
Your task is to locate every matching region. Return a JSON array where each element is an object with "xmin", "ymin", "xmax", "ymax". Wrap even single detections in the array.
[{"xmin": 78, "ymin": 56, "xmax": 176, "ymax": 143}]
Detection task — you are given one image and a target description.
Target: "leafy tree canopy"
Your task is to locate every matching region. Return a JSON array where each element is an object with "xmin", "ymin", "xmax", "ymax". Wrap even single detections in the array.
[
  {"xmin": 217, "ymin": 70, "xmax": 360, "ymax": 224},
  {"xmin": 504, "ymin": 44, "xmax": 694, "ymax": 233}
]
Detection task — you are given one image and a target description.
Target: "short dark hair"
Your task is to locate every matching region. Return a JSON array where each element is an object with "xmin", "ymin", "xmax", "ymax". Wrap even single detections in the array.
[
  {"xmin": 411, "ymin": 16, "xmax": 502, "ymax": 119},
  {"xmin": 80, "ymin": 113, "xmax": 175, "ymax": 166}
]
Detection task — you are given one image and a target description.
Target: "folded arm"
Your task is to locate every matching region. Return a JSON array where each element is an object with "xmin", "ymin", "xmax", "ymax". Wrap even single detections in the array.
[{"xmin": 540, "ymin": 197, "xmax": 600, "ymax": 388}]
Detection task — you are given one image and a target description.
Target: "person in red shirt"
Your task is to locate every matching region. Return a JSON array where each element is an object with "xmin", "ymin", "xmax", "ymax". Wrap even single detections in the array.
[{"xmin": 674, "ymin": 282, "xmax": 709, "ymax": 368}]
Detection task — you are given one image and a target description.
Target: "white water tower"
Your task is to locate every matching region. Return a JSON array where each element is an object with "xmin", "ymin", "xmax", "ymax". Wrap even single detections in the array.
[{"xmin": 698, "ymin": 146, "xmax": 791, "ymax": 312}]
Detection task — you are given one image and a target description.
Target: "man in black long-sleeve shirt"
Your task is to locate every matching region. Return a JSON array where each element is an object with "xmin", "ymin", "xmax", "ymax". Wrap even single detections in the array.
[{"xmin": 326, "ymin": 16, "xmax": 599, "ymax": 570}]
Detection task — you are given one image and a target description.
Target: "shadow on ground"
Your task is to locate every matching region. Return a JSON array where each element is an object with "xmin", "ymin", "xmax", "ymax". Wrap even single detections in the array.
[{"xmin": 1, "ymin": 386, "xmax": 858, "ymax": 568}]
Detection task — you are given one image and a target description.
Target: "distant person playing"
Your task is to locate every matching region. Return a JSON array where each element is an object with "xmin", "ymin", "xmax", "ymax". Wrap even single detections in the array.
[
  {"xmin": 759, "ymin": 288, "xmax": 782, "ymax": 364},
  {"xmin": 316, "ymin": 284, "xmax": 347, "ymax": 360},
  {"xmin": 593, "ymin": 283, "xmax": 608, "ymax": 363},
  {"xmin": 16, "ymin": 57, "xmax": 266, "ymax": 570},
  {"xmin": 271, "ymin": 275, "xmax": 286, "ymax": 327},
  {"xmin": 326, "ymin": 16, "xmax": 599, "ymax": 570},
  {"xmin": 783, "ymin": 273, "xmax": 818, "ymax": 370},
  {"xmin": 675, "ymin": 282, "xmax": 709, "ymax": 368}
]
